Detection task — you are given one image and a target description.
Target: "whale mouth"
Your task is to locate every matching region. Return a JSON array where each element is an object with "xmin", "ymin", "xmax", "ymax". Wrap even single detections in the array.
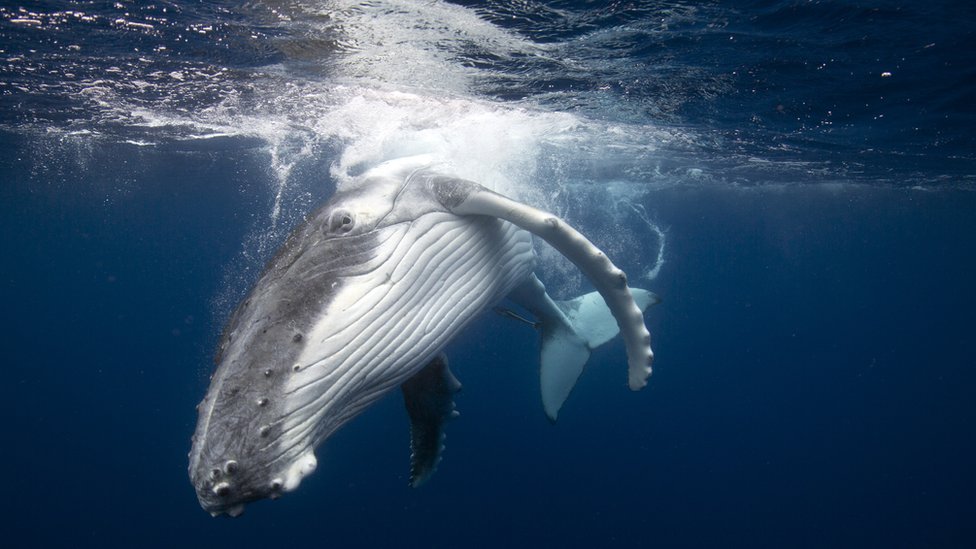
[
  {"xmin": 196, "ymin": 483, "xmax": 260, "ymax": 518},
  {"xmin": 211, "ymin": 504, "xmax": 245, "ymax": 518},
  {"xmin": 191, "ymin": 450, "xmax": 317, "ymax": 516}
]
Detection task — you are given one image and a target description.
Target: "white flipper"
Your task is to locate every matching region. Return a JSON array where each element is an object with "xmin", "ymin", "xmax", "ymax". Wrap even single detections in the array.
[
  {"xmin": 428, "ymin": 177, "xmax": 656, "ymax": 391},
  {"xmin": 510, "ymin": 275, "xmax": 659, "ymax": 421}
]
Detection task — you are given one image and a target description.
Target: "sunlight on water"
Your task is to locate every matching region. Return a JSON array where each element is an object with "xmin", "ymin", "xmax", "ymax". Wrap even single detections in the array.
[
  {"xmin": 203, "ymin": 0, "xmax": 673, "ymax": 288},
  {"xmin": 3, "ymin": 0, "xmax": 685, "ymax": 296},
  {"xmin": 277, "ymin": 0, "xmax": 547, "ymax": 91}
]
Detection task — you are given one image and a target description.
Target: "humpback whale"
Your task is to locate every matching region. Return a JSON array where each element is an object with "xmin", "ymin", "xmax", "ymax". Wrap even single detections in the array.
[{"xmin": 188, "ymin": 156, "xmax": 659, "ymax": 516}]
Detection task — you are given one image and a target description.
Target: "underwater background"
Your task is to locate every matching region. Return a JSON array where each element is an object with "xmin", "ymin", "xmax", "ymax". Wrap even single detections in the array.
[{"xmin": 2, "ymin": 0, "xmax": 974, "ymax": 547}]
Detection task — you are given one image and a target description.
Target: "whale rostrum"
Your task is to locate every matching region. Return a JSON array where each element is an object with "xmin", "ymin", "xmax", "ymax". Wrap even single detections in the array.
[{"xmin": 188, "ymin": 156, "xmax": 659, "ymax": 516}]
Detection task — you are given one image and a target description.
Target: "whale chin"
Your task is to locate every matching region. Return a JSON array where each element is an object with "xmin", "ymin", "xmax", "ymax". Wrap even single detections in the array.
[
  {"xmin": 208, "ymin": 504, "xmax": 245, "ymax": 518},
  {"xmin": 191, "ymin": 448, "xmax": 320, "ymax": 518}
]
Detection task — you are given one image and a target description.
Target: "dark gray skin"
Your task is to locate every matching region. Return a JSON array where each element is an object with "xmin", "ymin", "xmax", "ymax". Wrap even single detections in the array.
[{"xmin": 190, "ymin": 209, "xmax": 372, "ymax": 514}]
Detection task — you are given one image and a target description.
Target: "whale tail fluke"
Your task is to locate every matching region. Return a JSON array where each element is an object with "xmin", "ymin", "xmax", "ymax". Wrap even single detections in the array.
[
  {"xmin": 539, "ymin": 319, "xmax": 590, "ymax": 423},
  {"xmin": 539, "ymin": 288, "xmax": 660, "ymax": 422}
]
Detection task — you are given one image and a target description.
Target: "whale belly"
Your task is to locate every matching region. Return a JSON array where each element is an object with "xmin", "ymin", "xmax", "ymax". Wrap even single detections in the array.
[{"xmin": 277, "ymin": 212, "xmax": 534, "ymax": 462}]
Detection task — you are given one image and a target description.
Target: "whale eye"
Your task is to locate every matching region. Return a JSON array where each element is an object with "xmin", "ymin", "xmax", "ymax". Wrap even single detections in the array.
[{"xmin": 327, "ymin": 210, "xmax": 356, "ymax": 234}]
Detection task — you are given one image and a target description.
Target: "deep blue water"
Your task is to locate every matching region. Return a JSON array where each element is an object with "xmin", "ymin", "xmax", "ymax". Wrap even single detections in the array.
[{"xmin": 2, "ymin": 1, "xmax": 975, "ymax": 547}]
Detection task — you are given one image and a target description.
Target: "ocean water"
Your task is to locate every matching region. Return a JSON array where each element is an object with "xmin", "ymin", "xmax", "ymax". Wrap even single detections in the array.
[{"xmin": 2, "ymin": 0, "xmax": 974, "ymax": 547}]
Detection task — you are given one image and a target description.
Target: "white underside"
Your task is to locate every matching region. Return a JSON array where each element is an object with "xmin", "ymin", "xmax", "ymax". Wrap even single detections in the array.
[{"xmin": 273, "ymin": 212, "xmax": 534, "ymax": 477}]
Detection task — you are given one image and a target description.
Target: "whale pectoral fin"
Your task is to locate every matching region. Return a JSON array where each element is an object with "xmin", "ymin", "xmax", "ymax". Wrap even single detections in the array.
[
  {"xmin": 509, "ymin": 276, "xmax": 660, "ymax": 421},
  {"xmin": 429, "ymin": 178, "xmax": 655, "ymax": 391},
  {"xmin": 400, "ymin": 354, "xmax": 462, "ymax": 488},
  {"xmin": 540, "ymin": 288, "xmax": 660, "ymax": 420}
]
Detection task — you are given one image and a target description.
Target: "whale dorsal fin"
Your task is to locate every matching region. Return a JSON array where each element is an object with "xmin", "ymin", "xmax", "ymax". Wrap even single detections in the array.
[{"xmin": 400, "ymin": 354, "xmax": 461, "ymax": 487}]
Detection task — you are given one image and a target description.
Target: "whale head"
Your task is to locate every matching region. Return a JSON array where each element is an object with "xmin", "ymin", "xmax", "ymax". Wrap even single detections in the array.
[
  {"xmin": 187, "ymin": 194, "xmax": 378, "ymax": 516},
  {"xmin": 188, "ymin": 157, "xmax": 492, "ymax": 515}
]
